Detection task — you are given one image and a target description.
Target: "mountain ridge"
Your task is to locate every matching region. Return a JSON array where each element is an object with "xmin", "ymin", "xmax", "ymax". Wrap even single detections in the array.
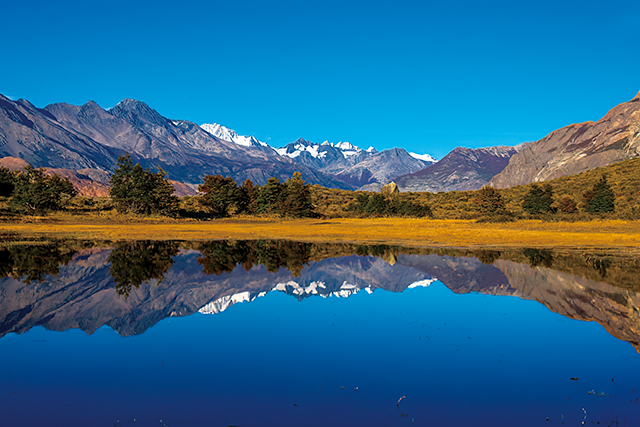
[
  {"xmin": 490, "ymin": 91, "xmax": 640, "ymax": 188},
  {"xmin": 395, "ymin": 146, "xmax": 519, "ymax": 192}
]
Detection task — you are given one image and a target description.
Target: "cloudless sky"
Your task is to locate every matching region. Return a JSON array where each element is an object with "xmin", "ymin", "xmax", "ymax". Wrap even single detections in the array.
[{"xmin": 2, "ymin": 0, "xmax": 639, "ymax": 158}]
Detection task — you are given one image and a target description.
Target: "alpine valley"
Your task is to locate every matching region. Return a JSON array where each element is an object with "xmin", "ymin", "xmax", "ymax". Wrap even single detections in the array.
[{"xmin": 0, "ymin": 91, "xmax": 639, "ymax": 195}]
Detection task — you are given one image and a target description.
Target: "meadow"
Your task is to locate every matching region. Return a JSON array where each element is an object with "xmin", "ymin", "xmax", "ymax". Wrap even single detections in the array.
[{"xmin": 2, "ymin": 214, "xmax": 639, "ymax": 255}]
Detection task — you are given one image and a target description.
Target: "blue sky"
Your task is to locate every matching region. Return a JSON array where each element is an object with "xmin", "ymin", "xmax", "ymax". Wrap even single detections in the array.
[{"xmin": 2, "ymin": 0, "xmax": 639, "ymax": 158}]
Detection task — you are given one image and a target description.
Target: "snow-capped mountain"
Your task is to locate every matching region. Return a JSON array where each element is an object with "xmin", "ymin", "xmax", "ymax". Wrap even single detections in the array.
[
  {"xmin": 0, "ymin": 92, "xmax": 436, "ymax": 191},
  {"xmin": 198, "ymin": 122, "xmax": 437, "ymax": 190},
  {"xmin": 276, "ymin": 139, "xmax": 376, "ymax": 160},
  {"xmin": 200, "ymin": 123, "xmax": 270, "ymax": 149},
  {"xmin": 409, "ymin": 152, "xmax": 437, "ymax": 163},
  {"xmin": 274, "ymin": 138, "xmax": 435, "ymax": 190}
]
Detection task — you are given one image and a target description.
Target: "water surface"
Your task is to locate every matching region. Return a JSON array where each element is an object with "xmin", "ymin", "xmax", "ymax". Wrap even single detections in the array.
[{"xmin": 1, "ymin": 241, "xmax": 639, "ymax": 426}]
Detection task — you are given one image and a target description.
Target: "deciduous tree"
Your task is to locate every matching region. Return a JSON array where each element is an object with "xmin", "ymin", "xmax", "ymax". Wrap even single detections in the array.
[{"xmin": 473, "ymin": 186, "xmax": 508, "ymax": 217}]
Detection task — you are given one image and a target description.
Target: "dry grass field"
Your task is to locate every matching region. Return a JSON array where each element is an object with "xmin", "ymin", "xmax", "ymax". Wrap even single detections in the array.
[{"xmin": 2, "ymin": 216, "xmax": 639, "ymax": 254}]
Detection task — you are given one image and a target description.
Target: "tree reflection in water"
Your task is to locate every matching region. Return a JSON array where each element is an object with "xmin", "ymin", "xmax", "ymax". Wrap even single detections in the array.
[
  {"xmin": 0, "ymin": 244, "xmax": 74, "ymax": 283},
  {"xmin": 108, "ymin": 241, "xmax": 180, "ymax": 299},
  {"xmin": 197, "ymin": 240, "xmax": 312, "ymax": 277}
]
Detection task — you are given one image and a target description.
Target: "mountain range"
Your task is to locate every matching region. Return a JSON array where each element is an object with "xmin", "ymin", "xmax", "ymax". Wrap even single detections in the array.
[
  {"xmin": 1, "ymin": 90, "xmax": 639, "ymax": 193},
  {"xmin": 0, "ymin": 94, "xmax": 434, "ymax": 191}
]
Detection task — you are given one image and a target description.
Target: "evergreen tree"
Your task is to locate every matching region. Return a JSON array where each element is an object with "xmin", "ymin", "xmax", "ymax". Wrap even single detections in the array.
[
  {"xmin": 109, "ymin": 154, "xmax": 179, "ymax": 215},
  {"xmin": 256, "ymin": 177, "xmax": 283, "ymax": 214},
  {"xmin": 365, "ymin": 193, "xmax": 387, "ymax": 215},
  {"xmin": 522, "ymin": 183, "xmax": 554, "ymax": 215},
  {"xmin": 280, "ymin": 172, "xmax": 314, "ymax": 218},
  {"xmin": 0, "ymin": 167, "xmax": 15, "ymax": 197},
  {"xmin": 10, "ymin": 166, "xmax": 76, "ymax": 214},
  {"xmin": 198, "ymin": 175, "xmax": 243, "ymax": 217},
  {"xmin": 239, "ymin": 179, "xmax": 257, "ymax": 214},
  {"xmin": 584, "ymin": 175, "xmax": 615, "ymax": 214}
]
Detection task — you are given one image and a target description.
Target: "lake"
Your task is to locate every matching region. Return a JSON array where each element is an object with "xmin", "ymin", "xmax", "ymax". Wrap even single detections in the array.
[{"xmin": 0, "ymin": 240, "xmax": 639, "ymax": 426}]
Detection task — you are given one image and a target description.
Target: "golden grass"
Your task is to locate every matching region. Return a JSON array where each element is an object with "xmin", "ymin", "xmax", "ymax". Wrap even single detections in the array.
[{"xmin": 2, "ymin": 217, "xmax": 639, "ymax": 253}]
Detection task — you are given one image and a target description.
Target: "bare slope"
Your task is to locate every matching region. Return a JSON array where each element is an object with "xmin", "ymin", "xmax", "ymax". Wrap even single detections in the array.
[
  {"xmin": 491, "ymin": 91, "xmax": 640, "ymax": 188},
  {"xmin": 395, "ymin": 146, "xmax": 518, "ymax": 192}
]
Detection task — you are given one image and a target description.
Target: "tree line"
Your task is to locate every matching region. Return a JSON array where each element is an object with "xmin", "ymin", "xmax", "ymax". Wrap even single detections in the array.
[
  {"xmin": 0, "ymin": 166, "xmax": 76, "ymax": 214},
  {"xmin": 109, "ymin": 154, "xmax": 315, "ymax": 218},
  {"xmin": 472, "ymin": 174, "xmax": 616, "ymax": 221},
  {"xmin": 0, "ymin": 153, "xmax": 624, "ymax": 221}
]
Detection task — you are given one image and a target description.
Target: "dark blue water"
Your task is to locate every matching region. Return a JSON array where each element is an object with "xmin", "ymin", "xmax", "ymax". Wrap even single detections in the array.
[{"xmin": 1, "ymin": 243, "xmax": 639, "ymax": 426}]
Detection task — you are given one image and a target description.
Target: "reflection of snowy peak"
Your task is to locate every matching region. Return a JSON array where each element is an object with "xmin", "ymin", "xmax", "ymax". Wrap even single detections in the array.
[
  {"xmin": 196, "ymin": 256, "xmax": 437, "ymax": 314},
  {"xmin": 197, "ymin": 276, "xmax": 432, "ymax": 315},
  {"xmin": 199, "ymin": 291, "xmax": 267, "ymax": 314},
  {"xmin": 272, "ymin": 280, "xmax": 370, "ymax": 299},
  {"xmin": 200, "ymin": 123, "xmax": 269, "ymax": 148}
]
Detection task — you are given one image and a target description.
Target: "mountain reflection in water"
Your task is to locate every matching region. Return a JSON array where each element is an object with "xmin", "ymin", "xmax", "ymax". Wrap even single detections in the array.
[
  {"xmin": 2, "ymin": 240, "xmax": 640, "ymax": 427},
  {"xmin": 0, "ymin": 240, "xmax": 639, "ymax": 350}
]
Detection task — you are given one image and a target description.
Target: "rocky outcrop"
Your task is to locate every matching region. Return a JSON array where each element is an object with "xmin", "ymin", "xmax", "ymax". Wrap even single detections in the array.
[
  {"xmin": 380, "ymin": 181, "xmax": 399, "ymax": 195},
  {"xmin": 491, "ymin": 91, "xmax": 640, "ymax": 188},
  {"xmin": 395, "ymin": 146, "xmax": 518, "ymax": 192},
  {"xmin": 0, "ymin": 156, "xmax": 30, "ymax": 171}
]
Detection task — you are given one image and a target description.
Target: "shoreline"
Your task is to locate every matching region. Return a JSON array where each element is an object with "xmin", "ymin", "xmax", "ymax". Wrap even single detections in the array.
[{"xmin": 1, "ymin": 217, "xmax": 639, "ymax": 254}]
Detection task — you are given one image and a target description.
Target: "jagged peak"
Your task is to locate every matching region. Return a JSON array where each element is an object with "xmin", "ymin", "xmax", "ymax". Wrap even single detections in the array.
[
  {"xmin": 109, "ymin": 98, "xmax": 168, "ymax": 125},
  {"xmin": 632, "ymin": 90, "xmax": 640, "ymax": 102},
  {"xmin": 294, "ymin": 137, "xmax": 311, "ymax": 145}
]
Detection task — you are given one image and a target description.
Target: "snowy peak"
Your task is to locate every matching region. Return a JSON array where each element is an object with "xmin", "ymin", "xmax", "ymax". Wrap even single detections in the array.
[
  {"xmin": 409, "ymin": 152, "xmax": 437, "ymax": 163},
  {"xmin": 276, "ymin": 138, "xmax": 328, "ymax": 159},
  {"xmin": 200, "ymin": 123, "xmax": 268, "ymax": 148},
  {"xmin": 276, "ymin": 138, "xmax": 369, "ymax": 160}
]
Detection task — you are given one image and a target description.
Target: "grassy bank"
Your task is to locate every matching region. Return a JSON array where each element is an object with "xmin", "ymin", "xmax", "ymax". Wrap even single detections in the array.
[{"xmin": 2, "ymin": 216, "xmax": 639, "ymax": 253}]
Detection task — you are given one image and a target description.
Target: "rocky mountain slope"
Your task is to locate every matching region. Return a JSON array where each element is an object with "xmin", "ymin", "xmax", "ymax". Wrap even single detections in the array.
[
  {"xmin": 0, "ymin": 95, "xmax": 353, "ymax": 189},
  {"xmin": 491, "ymin": 91, "xmax": 640, "ymax": 188},
  {"xmin": 395, "ymin": 146, "xmax": 518, "ymax": 192}
]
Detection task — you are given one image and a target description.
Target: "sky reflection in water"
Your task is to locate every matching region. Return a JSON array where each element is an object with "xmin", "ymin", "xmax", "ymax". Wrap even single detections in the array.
[{"xmin": 0, "ymin": 241, "xmax": 639, "ymax": 427}]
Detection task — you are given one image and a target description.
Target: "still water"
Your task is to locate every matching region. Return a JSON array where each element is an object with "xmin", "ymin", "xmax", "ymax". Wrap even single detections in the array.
[{"xmin": 0, "ymin": 240, "xmax": 639, "ymax": 426}]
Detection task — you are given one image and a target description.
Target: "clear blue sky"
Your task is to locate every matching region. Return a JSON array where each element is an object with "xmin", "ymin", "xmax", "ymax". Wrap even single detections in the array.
[{"xmin": 2, "ymin": 0, "xmax": 639, "ymax": 158}]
